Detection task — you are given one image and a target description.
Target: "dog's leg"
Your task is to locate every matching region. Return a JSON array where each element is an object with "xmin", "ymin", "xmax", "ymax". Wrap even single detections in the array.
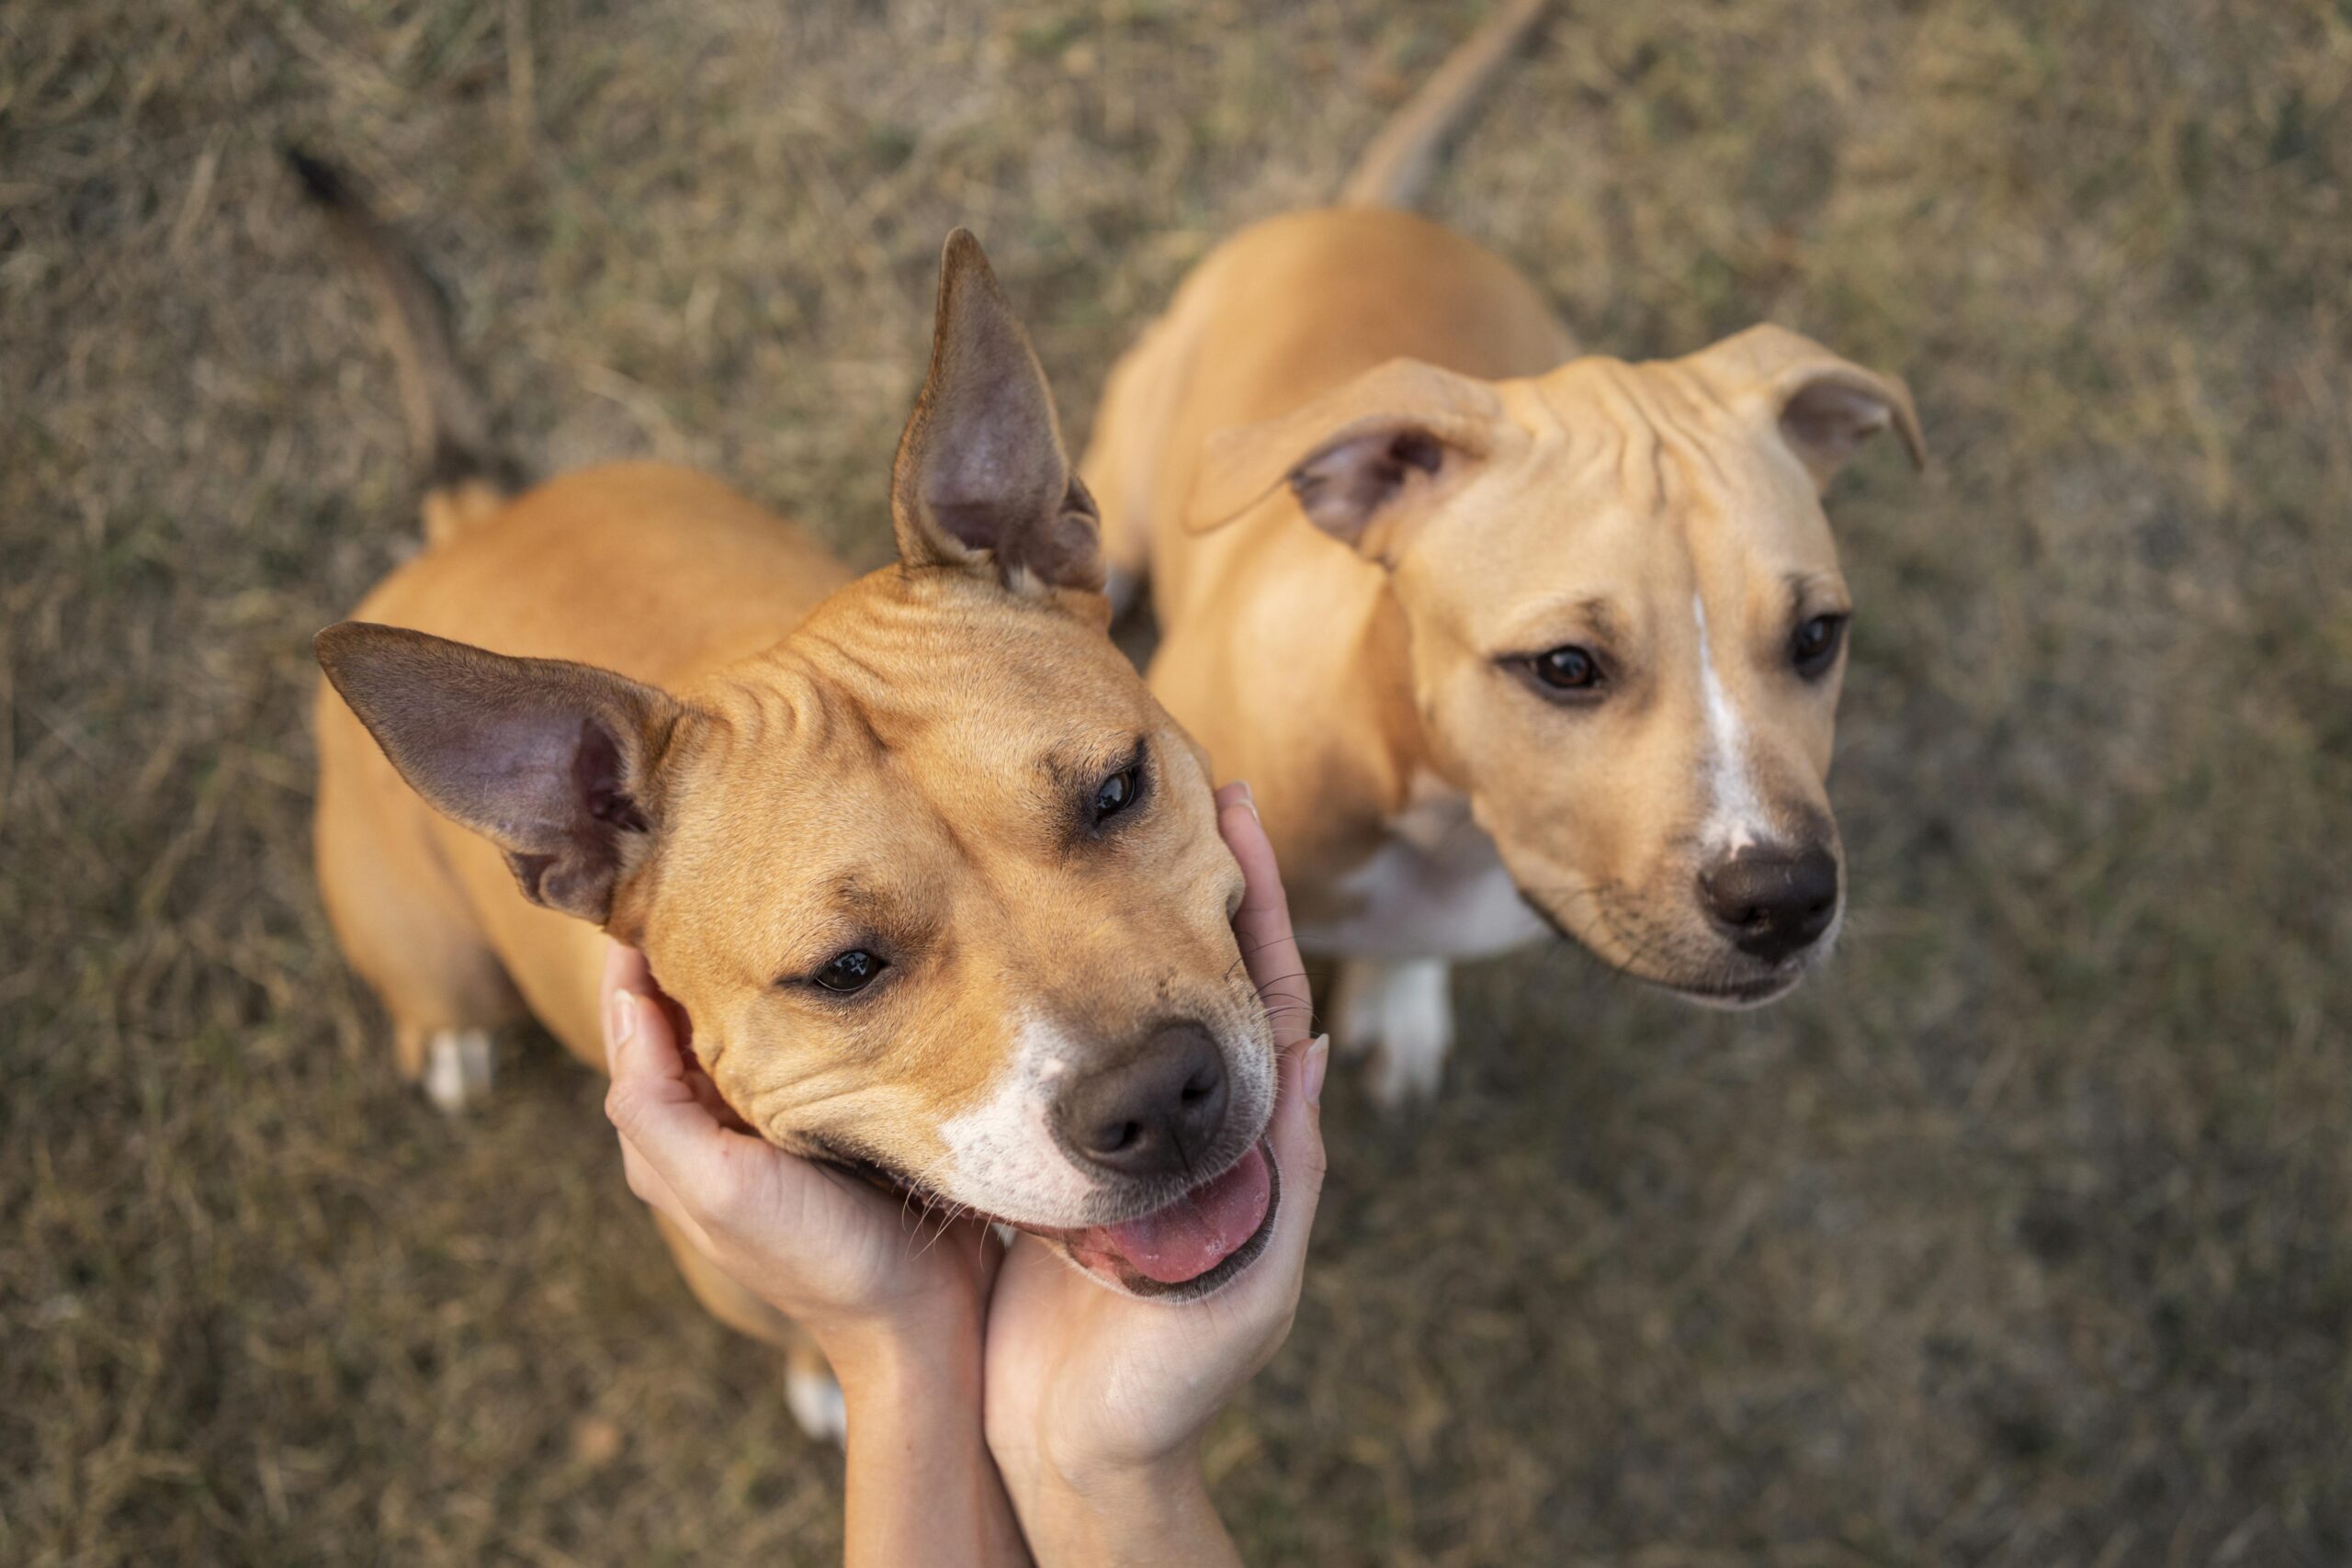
[
  {"xmin": 785, "ymin": 1345, "xmax": 849, "ymax": 1446},
  {"xmin": 401, "ymin": 1024, "xmax": 495, "ymax": 1113},
  {"xmin": 1332, "ymin": 957, "xmax": 1453, "ymax": 1108},
  {"xmin": 317, "ymin": 766, "xmax": 519, "ymax": 1112}
]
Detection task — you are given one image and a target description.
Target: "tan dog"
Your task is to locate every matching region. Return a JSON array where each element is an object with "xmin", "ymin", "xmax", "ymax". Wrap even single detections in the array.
[
  {"xmin": 1082, "ymin": 3, "xmax": 1924, "ymax": 1104},
  {"xmin": 295, "ymin": 156, "xmax": 1281, "ymax": 1438}
]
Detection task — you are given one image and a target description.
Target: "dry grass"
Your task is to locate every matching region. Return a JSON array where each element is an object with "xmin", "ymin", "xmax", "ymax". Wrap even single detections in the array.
[{"xmin": 5, "ymin": 1, "xmax": 2349, "ymax": 1562}]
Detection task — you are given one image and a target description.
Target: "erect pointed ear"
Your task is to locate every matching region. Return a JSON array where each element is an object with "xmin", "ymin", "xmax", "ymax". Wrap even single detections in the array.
[
  {"xmin": 1183, "ymin": 358, "xmax": 1506, "ymax": 560},
  {"xmin": 315, "ymin": 622, "xmax": 688, "ymax": 925},
  {"xmin": 889, "ymin": 230, "xmax": 1102, "ymax": 593},
  {"xmin": 1686, "ymin": 324, "xmax": 1926, "ymax": 492}
]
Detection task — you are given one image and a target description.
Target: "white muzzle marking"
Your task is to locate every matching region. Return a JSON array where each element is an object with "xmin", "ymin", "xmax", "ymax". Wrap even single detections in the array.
[
  {"xmin": 1692, "ymin": 593, "xmax": 1771, "ymax": 854},
  {"xmin": 934, "ymin": 1015, "xmax": 1097, "ymax": 1224}
]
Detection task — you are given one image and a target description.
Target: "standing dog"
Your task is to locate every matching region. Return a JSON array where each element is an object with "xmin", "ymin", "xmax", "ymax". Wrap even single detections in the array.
[
  {"xmin": 297, "ymin": 157, "xmax": 1281, "ymax": 1437},
  {"xmin": 1083, "ymin": 2, "xmax": 1924, "ymax": 1104}
]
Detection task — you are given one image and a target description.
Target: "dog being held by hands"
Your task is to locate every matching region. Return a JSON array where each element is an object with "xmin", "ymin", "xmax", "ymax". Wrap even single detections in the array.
[{"xmin": 297, "ymin": 154, "xmax": 1283, "ymax": 1438}]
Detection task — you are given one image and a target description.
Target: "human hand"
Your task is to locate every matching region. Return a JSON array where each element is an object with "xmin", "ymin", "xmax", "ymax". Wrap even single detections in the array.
[
  {"xmin": 982, "ymin": 781, "xmax": 1329, "ymax": 1564},
  {"xmin": 599, "ymin": 942, "xmax": 1001, "ymax": 1371},
  {"xmin": 602, "ymin": 944, "xmax": 1031, "ymax": 1562}
]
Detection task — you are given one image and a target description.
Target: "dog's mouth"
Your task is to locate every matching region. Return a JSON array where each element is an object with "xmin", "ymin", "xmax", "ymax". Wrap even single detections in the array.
[
  {"xmin": 1516, "ymin": 885, "xmax": 1832, "ymax": 1007},
  {"xmin": 1037, "ymin": 1139, "xmax": 1280, "ymax": 1300},
  {"xmin": 800, "ymin": 1134, "xmax": 1280, "ymax": 1303},
  {"xmin": 683, "ymin": 990, "xmax": 1277, "ymax": 1301},
  {"xmin": 1672, "ymin": 970, "xmax": 1804, "ymax": 1009}
]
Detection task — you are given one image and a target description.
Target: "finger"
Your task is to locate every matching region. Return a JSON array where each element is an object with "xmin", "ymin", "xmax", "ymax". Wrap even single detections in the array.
[
  {"xmin": 603, "ymin": 973, "xmax": 757, "ymax": 1195},
  {"xmin": 1253, "ymin": 1031, "xmax": 1329, "ymax": 1291},
  {"xmin": 680, "ymin": 1054, "xmax": 757, "ymax": 1134},
  {"xmin": 605, "ymin": 945, "xmax": 918, "ymax": 1258},
  {"xmin": 617, "ymin": 1134, "xmax": 713, "ymax": 1251},
  {"xmin": 1216, "ymin": 784, "xmax": 1314, "ymax": 1047},
  {"xmin": 601, "ymin": 939, "xmax": 654, "ymax": 1063}
]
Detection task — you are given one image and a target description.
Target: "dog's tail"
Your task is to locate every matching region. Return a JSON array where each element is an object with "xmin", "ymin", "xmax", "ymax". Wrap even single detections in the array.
[
  {"xmin": 286, "ymin": 148, "xmax": 520, "ymax": 545},
  {"xmin": 1339, "ymin": 0, "xmax": 1550, "ymax": 209}
]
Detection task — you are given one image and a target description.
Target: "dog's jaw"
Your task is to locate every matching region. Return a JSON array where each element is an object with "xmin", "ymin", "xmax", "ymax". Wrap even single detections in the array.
[
  {"xmin": 1516, "ymin": 876, "xmax": 1842, "ymax": 1006},
  {"xmin": 905, "ymin": 1006, "xmax": 1281, "ymax": 1296}
]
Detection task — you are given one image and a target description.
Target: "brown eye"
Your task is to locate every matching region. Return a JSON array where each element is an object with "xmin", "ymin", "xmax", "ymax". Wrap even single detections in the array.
[
  {"xmin": 1532, "ymin": 645, "xmax": 1601, "ymax": 692},
  {"xmin": 814, "ymin": 950, "xmax": 885, "ymax": 994},
  {"xmin": 1091, "ymin": 754, "xmax": 1147, "ymax": 826},
  {"xmin": 1095, "ymin": 768, "xmax": 1136, "ymax": 817},
  {"xmin": 1792, "ymin": 614, "xmax": 1848, "ymax": 678}
]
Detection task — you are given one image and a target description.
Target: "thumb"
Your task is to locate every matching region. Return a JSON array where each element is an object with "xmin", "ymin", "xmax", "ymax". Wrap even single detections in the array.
[
  {"xmin": 602, "ymin": 977, "xmax": 743, "ymax": 1196},
  {"xmin": 1259, "ymin": 1031, "xmax": 1329, "ymax": 1275}
]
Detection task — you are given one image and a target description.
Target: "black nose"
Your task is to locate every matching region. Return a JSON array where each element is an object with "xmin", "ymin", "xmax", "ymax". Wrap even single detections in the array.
[
  {"xmin": 1701, "ymin": 846, "xmax": 1840, "ymax": 964},
  {"xmin": 1054, "ymin": 1021, "xmax": 1228, "ymax": 1179}
]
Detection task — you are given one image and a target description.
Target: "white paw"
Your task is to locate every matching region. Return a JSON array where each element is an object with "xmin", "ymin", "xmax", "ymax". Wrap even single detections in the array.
[
  {"xmin": 1333, "ymin": 960, "xmax": 1453, "ymax": 1109},
  {"xmin": 423, "ymin": 1028, "xmax": 493, "ymax": 1113},
  {"xmin": 786, "ymin": 1360, "xmax": 848, "ymax": 1446}
]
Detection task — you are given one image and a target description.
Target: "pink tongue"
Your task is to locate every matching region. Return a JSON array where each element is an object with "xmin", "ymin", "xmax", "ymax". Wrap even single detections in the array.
[{"xmin": 1094, "ymin": 1145, "xmax": 1272, "ymax": 1285}]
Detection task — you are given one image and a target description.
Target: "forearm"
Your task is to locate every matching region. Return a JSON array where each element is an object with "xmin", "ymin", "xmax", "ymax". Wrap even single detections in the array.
[
  {"xmin": 1001, "ymin": 1452, "xmax": 1240, "ymax": 1568},
  {"xmin": 837, "ymin": 1328, "xmax": 1031, "ymax": 1568}
]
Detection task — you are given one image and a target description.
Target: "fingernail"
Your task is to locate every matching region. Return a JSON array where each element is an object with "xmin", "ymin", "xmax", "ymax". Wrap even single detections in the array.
[
  {"xmin": 1233, "ymin": 779, "xmax": 1258, "ymax": 820},
  {"xmin": 1305, "ymin": 1032, "xmax": 1329, "ymax": 1107},
  {"xmin": 606, "ymin": 990, "xmax": 637, "ymax": 1064}
]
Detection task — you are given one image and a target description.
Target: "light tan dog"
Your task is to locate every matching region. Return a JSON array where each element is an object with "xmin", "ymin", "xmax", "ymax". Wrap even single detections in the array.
[
  {"xmin": 1082, "ymin": 3, "xmax": 1924, "ymax": 1104},
  {"xmin": 295, "ymin": 156, "xmax": 1281, "ymax": 1438}
]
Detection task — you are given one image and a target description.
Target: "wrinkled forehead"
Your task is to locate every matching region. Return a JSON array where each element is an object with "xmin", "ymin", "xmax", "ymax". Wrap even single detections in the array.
[
  {"xmin": 1418, "ymin": 362, "xmax": 1844, "ymax": 618},
  {"xmin": 794, "ymin": 581, "xmax": 1159, "ymax": 804},
  {"xmin": 649, "ymin": 585, "xmax": 1158, "ymax": 960}
]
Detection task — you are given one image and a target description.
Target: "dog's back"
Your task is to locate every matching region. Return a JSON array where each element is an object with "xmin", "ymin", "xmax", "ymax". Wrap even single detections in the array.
[
  {"xmin": 1091, "ymin": 205, "xmax": 1567, "ymax": 630},
  {"xmin": 294, "ymin": 155, "xmax": 851, "ymax": 1071},
  {"xmin": 1087, "ymin": 6, "xmax": 1555, "ymax": 616}
]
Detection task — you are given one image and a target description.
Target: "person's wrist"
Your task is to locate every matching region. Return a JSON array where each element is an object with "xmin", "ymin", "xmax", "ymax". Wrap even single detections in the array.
[
  {"xmin": 816, "ymin": 1292, "xmax": 984, "ymax": 1408},
  {"xmin": 1040, "ymin": 1425, "xmax": 1195, "ymax": 1499},
  {"xmin": 989, "ymin": 1385, "xmax": 1204, "ymax": 1514},
  {"xmin": 1016, "ymin": 1446, "xmax": 1226, "ymax": 1568}
]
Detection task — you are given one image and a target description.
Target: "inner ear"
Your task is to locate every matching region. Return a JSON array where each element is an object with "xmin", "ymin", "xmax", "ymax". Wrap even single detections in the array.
[
  {"xmin": 1780, "ymin": 372, "xmax": 1926, "ymax": 487},
  {"xmin": 889, "ymin": 230, "xmax": 1102, "ymax": 592},
  {"xmin": 1288, "ymin": 423, "xmax": 1455, "ymax": 551},
  {"xmin": 1183, "ymin": 357, "xmax": 1504, "ymax": 542},
  {"xmin": 1681, "ymin": 324, "xmax": 1925, "ymax": 492},
  {"xmin": 315, "ymin": 622, "xmax": 686, "ymax": 925}
]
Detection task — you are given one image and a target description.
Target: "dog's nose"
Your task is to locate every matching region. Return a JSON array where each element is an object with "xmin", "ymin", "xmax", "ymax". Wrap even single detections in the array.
[
  {"xmin": 1055, "ymin": 1021, "xmax": 1228, "ymax": 1179},
  {"xmin": 1701, "ymin": 846, "xmax": 1840, "ymax": 964}
]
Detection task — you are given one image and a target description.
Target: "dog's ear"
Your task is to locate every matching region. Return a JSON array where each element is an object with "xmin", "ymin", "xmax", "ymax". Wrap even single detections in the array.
[
  {"xmin": 890, "ymin": 230, "xmax": 1102, "ymax": 593},
  {"xmin": 1183, "ymin": 359, "xmax": 1505, "ymax": 560},
  {"xmin": 315, "ymin": 623, "xmax": 688, "ymax": 925},
  {"xmin": 1686, "ymin": 324, "xmax": 1926, "ymax": 491}
]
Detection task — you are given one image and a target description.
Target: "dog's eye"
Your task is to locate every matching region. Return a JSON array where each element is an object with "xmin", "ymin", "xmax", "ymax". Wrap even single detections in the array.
[
  {"xmin": 814, "ymin": 950, "xmax": 886, "ymax": 994},
  {"xmin": 1530, "ymin": 645, "xmax": 1602, "ymax": 693},
  {"xmin": 1792, "ymin": 614, "xmax": 1848, "ymax": 678},
  {"xmin": 1093, "ymin": 765, "xmax": 1140, "ymax": 822}
]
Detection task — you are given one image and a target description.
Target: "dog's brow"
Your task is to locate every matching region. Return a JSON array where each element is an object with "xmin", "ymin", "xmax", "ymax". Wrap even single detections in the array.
[
  {"xmin": 1037, "ymin": 734, "xmax": 1142, "ymax": 793},
  {"xmin": 1493, "ymin": 592, "xmax": 1623, "ymax": 651},
  {"xmin": 765, "ymin": 875, "xmax": 939, "ymax": 975},
  {"xmin": 830, "ymin": 876, "xmax": 892, "ymax": 919},
  {"xmin": 1782, "ymin": 570, "xmax": 1849, "ymax": 615}
]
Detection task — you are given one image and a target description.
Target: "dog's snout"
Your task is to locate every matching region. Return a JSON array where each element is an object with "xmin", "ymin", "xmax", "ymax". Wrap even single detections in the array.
[
  {"xmin": 1701, "ymin": 846, "xmax": 1839, "ymax": 964},
  {"xmin": 1054, "ymin": 1021, "xmax": 1228, "ymax": 1179}
]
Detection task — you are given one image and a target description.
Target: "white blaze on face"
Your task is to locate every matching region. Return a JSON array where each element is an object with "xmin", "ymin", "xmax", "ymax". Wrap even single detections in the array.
[
  {"xmin": 934, "ymin": 1014, "xmax": 1098, "ymax": 1224},
  {"xmin": 1692, "ymin": 592, "xmax": 1770, "ymax": 853}
]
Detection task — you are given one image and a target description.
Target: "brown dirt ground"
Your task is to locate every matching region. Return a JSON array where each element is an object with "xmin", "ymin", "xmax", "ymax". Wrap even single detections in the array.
[{"xmin": 5, "ymin": 1, "xmax": 2349, "ymax": 1563}]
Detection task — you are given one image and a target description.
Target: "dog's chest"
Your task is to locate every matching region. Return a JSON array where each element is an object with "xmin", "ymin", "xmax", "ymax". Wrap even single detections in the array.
[{"xmin": 1295, "ymin": 781, "xmax": 1549, "ymax": 962}]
